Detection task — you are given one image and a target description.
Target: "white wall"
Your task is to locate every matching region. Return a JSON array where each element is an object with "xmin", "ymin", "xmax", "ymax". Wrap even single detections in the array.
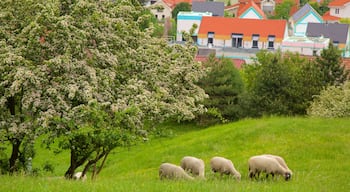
[
  {"xmin": 330, "ymin": 4, "xmax": 350, "ymax": 18},
  {"xmin": 295, "ymin": 13, "xmax": 322, "ymax": 36},
  {"xmin": 176, "ymin": 20, "xmax": 202, "ymax": 41}
]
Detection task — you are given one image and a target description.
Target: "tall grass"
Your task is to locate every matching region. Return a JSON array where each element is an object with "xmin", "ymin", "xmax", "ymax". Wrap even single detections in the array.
[{"xmin": 1, "ymin": 117, "xmax": 349, "ymax": 191}]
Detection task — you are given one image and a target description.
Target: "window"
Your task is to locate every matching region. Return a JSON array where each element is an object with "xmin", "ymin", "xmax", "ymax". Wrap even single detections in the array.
[
  {"xmin": 232, "ymin": 33, "xmax": 243, "ymax": 48},
  {"xmin": 252, "ymin": 34, "xmax": 259, "ymax": 48},
  {"xmin": 335, "ymin": 8, "xmax": 339, "ymax": 14},
  {"xmin": 333, "ymin": 41, "xmax": 339, "ymax": 47},
  {"xmin": 208, "ymin": 32, "xmax": 214, "ymax": 46},
  {"xmin": 268, "ymin": 35, "xmax": 275, "ymax": 49},
  {"xmin": 162, "ymin": 15, "xmax": 165, "ymax": 19},
  {"xmin": 313, "ymin": 50, "xmax": 317, "ymax": 56}
]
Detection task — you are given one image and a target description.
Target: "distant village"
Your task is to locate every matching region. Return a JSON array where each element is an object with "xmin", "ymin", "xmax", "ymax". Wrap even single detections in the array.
[{"xmin": 144, "ymin": 0, "xmax": 350, "ymax": 68}]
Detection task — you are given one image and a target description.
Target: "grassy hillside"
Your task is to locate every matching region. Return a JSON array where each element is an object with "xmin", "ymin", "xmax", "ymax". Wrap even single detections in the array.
[{"xmin": 1, "ymin": 117, "xmax": 350, "ymax": 191}]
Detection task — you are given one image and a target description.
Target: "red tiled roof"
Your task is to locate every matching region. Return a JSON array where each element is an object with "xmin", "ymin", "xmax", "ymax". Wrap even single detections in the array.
[
  {"xmin": 198, "ymin": 17, "xmax": 287, "ymax": 40},
  {"xmin": 194, "ymin": 56, "xmax": 245, "ymax": 69},
  {"xmin": 237, "ymin": 1, "xmax": 266, "ymax": 19},
  {"xmin": 322, "ymin": 10, "xmax": 341, "ymax": 21},
  {"xmin": 329, "ymin": 0, "xmax": 350, "ymax": 6},
  {"xmin": 343, "ymin": 58, "xmax": 350, "ymax": 70},
  {"xmin": 225, "ymin": 3, "xmax": 240, "ymax": 10}
]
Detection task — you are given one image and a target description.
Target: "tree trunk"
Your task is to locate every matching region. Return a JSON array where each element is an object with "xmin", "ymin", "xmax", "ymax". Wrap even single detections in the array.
[
  {"xmin": 65, "ymin": 148, "xmax": 91, "ymax": 179},
  {"xmin": 9, "ymin": 139, "xmax": 21, "ymax": 173},
  {"xmin": 64, "ymin": 149, "xmax": 77, "ymax": 179}
]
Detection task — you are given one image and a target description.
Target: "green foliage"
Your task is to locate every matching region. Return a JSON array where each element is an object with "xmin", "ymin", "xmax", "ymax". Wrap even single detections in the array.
[
  {"xmin": 315, "ymin": 42, "xmax": 349, "ymax": 86},
  {"xmin": 197, "ymin": 54, "xmax": 244, "ymax": 123},
  {"xmin": 308, "ymin": 81, "xmax": 350, "ymax": 117},
  {"xmin": 340, "ymin": 18, "xmax": 350, "ymax": 24},
  {"xmin": 269, "ymin": 0, "xmax": 294, "ymax": 19},
  {"xmin": 172, "ymin": 2, "xmax": 191, "ymax": 19},
  {"xmin": 0, "ymin": 0, "xmax": 207, "ymax": 177},
  {"xmin": 241, "ymin": 50, "xmax": 324, "ymax": 117}
]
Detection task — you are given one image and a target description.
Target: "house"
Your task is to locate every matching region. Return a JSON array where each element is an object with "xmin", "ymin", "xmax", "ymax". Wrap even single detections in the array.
[
  {"xmin": 192, "ymin": 1, "xmax": 225, "ymax": 16},
  {"xmin": 289, "ymin": 3, "xmax": 323, "ymax": 36},
  {"xmin": 149, "ymin": 0, "xmax": 197, "ymax": 21},
  {"xmin": 323, "ymin": 0, "xmax": 350, "ymax": 23},
  {"xmin": 237, "ymin": 0, "xmax": 266, "ymax": 19},
  {"xmin": 224, "ymin": 3, "xmax": 240, "ymax": 17},
  {"xmin": 149, "ymin": 0, "xmax": 173, "ymax": 20},
  {"xmin": 306, "ymin": 22, "xmax": 350, "ymax": 57},
  {"xmin": 237, "ymin": 0, "xmax": 299, "ymax": 16},
  {"xmin": 282, "ymin": 36, "xmax": 330, "ymax": 56},
  {"xmin": 176, "ymin": 11, "xmax": 212, "ymax": 42},
  {"xmin": 197, "ymin": 16, "xmax": 288, "ymax": 50}
]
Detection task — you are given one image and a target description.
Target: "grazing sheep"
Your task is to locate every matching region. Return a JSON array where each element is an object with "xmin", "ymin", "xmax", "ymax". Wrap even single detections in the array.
[
  {"xmin": 180, "ymin": 156, "xmax": 205, "ymax": 178},
  {"xmin": 73, "ymin": 172, "xmax": 87, "ymax": 181},
  {"xmin": 248, "ymin": 155, "xmax": 292, "ymax": 181},
  {"xmin": 159, "ymin": 163, "xmax": 194, "ymax": 180},
  {"xmin": 210, "ymin": 156, "xmax": 241, "ymax": 180},
  {"xmin": 262, "ymin": 154, "xmax": 293, "ymax": 175}
]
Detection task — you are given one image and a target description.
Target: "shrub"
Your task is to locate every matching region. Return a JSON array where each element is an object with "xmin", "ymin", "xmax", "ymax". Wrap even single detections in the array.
[{"xmin": 308, "ymin": 81, "xmax": 350, "ymax": 117}]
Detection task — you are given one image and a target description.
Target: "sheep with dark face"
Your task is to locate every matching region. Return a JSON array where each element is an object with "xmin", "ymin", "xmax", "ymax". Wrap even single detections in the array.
[
  {"xmin": 180, "ymin": 156, "xmax": 205, "ymax": 178},
  {"xmin": 248, "ymin": 155, "xmax": 292, "ymax": 181},
  {"xmin": 210, "ymin": 156, "xmax": 241, "ymax": 181},
  {"xmin": 159, "ymin": 163, "xmax": 194, "ymax": 180},
  {"xmin": 262, "ymin": 154, "xmax": 293, "ymax": 176}
]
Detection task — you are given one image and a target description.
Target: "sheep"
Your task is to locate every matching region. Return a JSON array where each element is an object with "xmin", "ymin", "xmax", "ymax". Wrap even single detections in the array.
[
  {"xmin": 73, "ymin": 171, "xmax": 87, "ymax": 181},
  {"xmin": 248, "ymin": 155, "xmax": 292, "ymax": 181},
  {"xmin": 262, "ymin": 154, "xmax": 293, "ymax": 176},
  {"xmin": 180, "ymin": 156, "xmax": 205, "ymax": 178},
  {"xmin": 210, "ymin": 156, "xmax": 241, "ymax": 180},
  {"xmin": 159, "ymin": 163, "xmax": 194, "ymax": 180}
]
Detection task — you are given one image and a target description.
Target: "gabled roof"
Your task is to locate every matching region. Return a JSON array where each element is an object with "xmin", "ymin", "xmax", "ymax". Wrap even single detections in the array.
[
  {"xmin": 237, "ymin": 1, "xmax": 266, "ymax": 19},
  {"xmin": 322, "ymin": 11, "xmax": 341, "ymax": 21},
  {"xmin": 198, "ymin": 16, "xmax": 287, "ymax": 40},
  {"xmin": 225, "ymin": 3, "xmax": 240, "ymax": 11},
  {"xmin": 306, "ymin": 23, "xmax": 350, "ymax": 44},
  {"xmin": 328, "ymin": 0, "xmax": 350, "ymax": 7},
  {"xmin": 192, "ymin": 1, "xmax": 225, "ymax": 16},
  {"xmin": 291, "ymin": 3, "xmax": 322, "ymax": 22}
]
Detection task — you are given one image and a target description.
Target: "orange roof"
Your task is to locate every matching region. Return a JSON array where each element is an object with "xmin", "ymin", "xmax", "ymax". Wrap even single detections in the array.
[
  {"xmin": 237, "ymin": 1, "xmax": 266, "ymax": 19},
  {"xmin": 225, "ymin": 3, "xmax": 240, "ymax": 10},
  {"xmin": 322, "ymin": 10, "xmax": 341, "ymax": 21},
  {"xmin": 329, "ymin": 0, "xmax": 350, "ymax": 6},
  {"xmin": 198, "ymin": 17, "xmax": 287, "ymax": 39}
]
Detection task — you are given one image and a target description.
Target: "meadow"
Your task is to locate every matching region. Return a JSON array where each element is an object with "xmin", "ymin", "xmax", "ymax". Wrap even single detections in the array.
[{"xmin": 1, "ymin": 117, "xmax": 349, "ymax": 192}]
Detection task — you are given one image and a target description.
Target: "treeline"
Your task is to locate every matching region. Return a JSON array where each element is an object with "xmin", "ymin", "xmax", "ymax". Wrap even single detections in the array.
[{"xmin": 196, "ymin": 43, "xmax": 349, "ymax": 125}]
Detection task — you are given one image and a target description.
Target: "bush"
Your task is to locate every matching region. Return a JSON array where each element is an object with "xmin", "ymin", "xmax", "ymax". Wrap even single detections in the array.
[{"xmin": 308, "ymin": 81, "xmax": 350, "ymax": 117}]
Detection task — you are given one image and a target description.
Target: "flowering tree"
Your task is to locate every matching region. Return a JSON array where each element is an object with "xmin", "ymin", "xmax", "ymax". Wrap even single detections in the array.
[{"xmin": 0, "ymin": 0, "xmax": 206, "ymax": 178}]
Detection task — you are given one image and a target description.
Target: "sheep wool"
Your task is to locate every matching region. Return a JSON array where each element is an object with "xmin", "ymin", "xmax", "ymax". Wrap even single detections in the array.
[
  {"xmin": 180, "ymin": 156, "xmax": 205, "ymax": 178},
  {"xmin": 248, "ymin": 155, "xmax": 292, "ymax": 181},
  {"xmin": 159, "ymin": 163, "xmax": 194, "ymax": 180},
  {"xmin": 262, "ymin": 154, "xmax": 293, "ymax": 176},
  {"xmin": 73, "ymin": 172, "xmax": 87, "ymax": 181},
  {"xmin": 210, "ymin": 156, "xmax": 241, "ymax": 180}
]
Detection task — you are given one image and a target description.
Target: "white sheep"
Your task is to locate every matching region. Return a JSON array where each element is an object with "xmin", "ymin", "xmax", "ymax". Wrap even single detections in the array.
[
  {"xmin": 210, "ymin": 156, "xmax": 241, "ymax": 180},
  {"xmin": 248, "ymin": 155, "xmax": 292, "ymax": 181},
  {"xmin": 180, "ymin": 156, "xmax": 205, "ymax": 178},
  {"xmin": 73, "ymin": 171, "xmax": 87, "ymax": 181},
  {"xmin": 159, "ymin": 163, "xmax": 194, "ymax": 180},
  {"xmin": 262, "ymin": 154, "xmax": 293, "ymax": 176}
]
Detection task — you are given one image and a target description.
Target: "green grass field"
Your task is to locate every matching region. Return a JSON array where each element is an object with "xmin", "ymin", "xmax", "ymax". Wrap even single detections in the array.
[{"xmin": 1, "ymin": 117, "xmax": 350, "ymax": 191}]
